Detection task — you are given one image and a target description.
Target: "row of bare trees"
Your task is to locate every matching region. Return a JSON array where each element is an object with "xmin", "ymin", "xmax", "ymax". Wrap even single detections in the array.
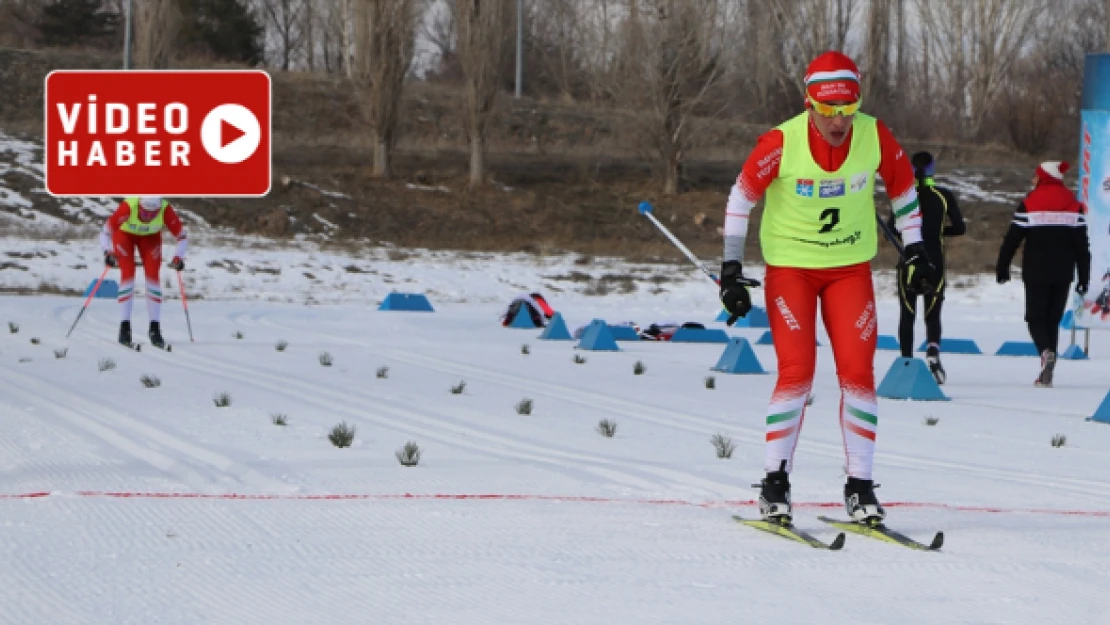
[
  {"xmin": 248, "ymin": 0, "xmax": 1109, "ymax": 192},
  {"xmin": 3, "ymin": 0, "xmax": 1110, "ymax": 193}
]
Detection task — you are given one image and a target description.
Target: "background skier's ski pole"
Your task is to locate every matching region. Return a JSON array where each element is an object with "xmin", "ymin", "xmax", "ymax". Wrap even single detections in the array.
[
  {"xmin": 638, "ymin": 201, "xmax": 760, "ymax": 325},
  {"xmin": 176, "ymin": 269, "xmax": 194, "ymax": 342},
  {"xmin": 66, "ymin": 266, "xmax": 110, "ymax": 338}
]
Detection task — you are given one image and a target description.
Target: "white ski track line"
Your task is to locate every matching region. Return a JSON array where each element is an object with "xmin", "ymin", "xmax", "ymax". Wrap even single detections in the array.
[
  {"xmin": 0, "ymin": 375, "xmax": 212, "ymax": 492},
  {"xmin": 0, "ymin": 365, "xmax": 293, "ymax": 494},
  {"xmin": 64, "ymin": 306, "xmax": 1110, "ymax": 505},
  {"xmin": 141, "ymin": 336, "xmax": 732, "ymax": 497},
  {"xmin": 262, "ymin": 315, "xmax": 1110, "ymax": 503}
]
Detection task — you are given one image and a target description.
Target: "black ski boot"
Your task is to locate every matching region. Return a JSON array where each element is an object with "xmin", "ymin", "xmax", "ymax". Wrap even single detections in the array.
[
  {"xmin": 844, "ymin": 477, "xmax": 885, "ymax": 525},
  {"xmin": 118, "ymin": 320, "xmax": 132, "ymax": 346},
  {"xmin": 925, "ymin": 345, "xmax": 946, "ymax": 385},
  {"xmin": 148, "ymin": 321, "xmax": 165, "ymax": 349},
  {"xmin": 1035, "ymin": 349, "xmax": 1056, "ymax": 388},
  {"xmin": 758, "ymin": 464, "xmax": 792, "ymax": 524}
]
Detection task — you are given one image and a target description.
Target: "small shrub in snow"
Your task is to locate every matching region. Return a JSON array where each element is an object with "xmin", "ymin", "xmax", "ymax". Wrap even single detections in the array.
[
  {"xmin": 711, "ymin": 433, "xmax": 736, "ymax": 459},
  {"xmin": 633, "ymin": 360, "xmax": 646, "ymax": 375},
  {"xmin": 924, "ymin": 416, "xmax": 939, "ymax": 427},
  {"xmin": 319, "ymin": 351, "xmax": 333, "ymax": 366},
  {"xmin": 275, "ymin": 340, "xmax": 288, "ymax": 352},
  {"xmin": 54, "ymin": 348, "xmax": 68, "ymax": 359},
  {"xmin": 140, "ymin": 374, "xmax": 161, "ymax": 388},
  {"xmin": 596, "ymin": 419, "xmax": 618, "ymax": 437},
  {"xmin": 521, "ymin": 344, "xmax": 530, "ymax": 355},
  {"xmin": 213, "ymin": 392, "xmax": 232, "ymax": 407},
  {"xmin": 18, "ymin": 357, "xmax": 31, "ymax": 363},
  {"xmin": 98, "ymin": 358, "xmax": 116, "ymax": 372},
  {"xmin": 376, "ymin": 366, "xmax": 389, "ymax": 379},
  {"xmin": 233, "ymin": 331, "xmax": 244, "ymax": 339},
  {"xmin": 450, "ymin": 381, "xmax": 466, "ymax": 395},
  {"xmin": 271, "ymin": 413, "xmax": 288, "ymax": 426},
  {"xmin": 396, "ymin": 441, "xmax": 421, "ymax": 466},
  {"xmin": 29, "ymin": 337, "xmax": 40, "ymax": 345},
  {"xmin": 704, "ymin": 376, "xmax": 716, "ymax": 389},
  {"xmin": 328, "ymin": 422, "xmax": 356, "ymax": 448},
  {"xmin": 573, "ymin": 354, "xmax": 587, "ymax": 364},
  {"xmin": 515, "ymin": 398, "xmax": 533, "ymax": 415},
  {"xmin": 8, "ymin": 322, "xmax": 18, "ymax": 334},
  {"xmin": 1051, "ymin": 434, "xmax": 1067, "ymax": 448}
]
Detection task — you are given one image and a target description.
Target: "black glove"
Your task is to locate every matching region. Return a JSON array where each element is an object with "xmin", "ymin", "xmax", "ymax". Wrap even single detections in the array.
[
  {"xmin": 902, "ymin": 243, "xmax": 937, "ymax": 293},
  {"xmin": 1077, "ymin": 282, "xmax": 1088, "ymax": 296},
  {"xmin": 719, "ymin": 261, "xmax": 755, "ymax": 325},
  {"xmin": 168, "ymin": 256, "xmax": 184, "ymax": 271},
  {"xmin": 104, "ymin": 252, "xmax": 117, "ymax": 268},
  {"xmin": 996, "ymin": 265, "xmax": 1010, "ymax": 285}
]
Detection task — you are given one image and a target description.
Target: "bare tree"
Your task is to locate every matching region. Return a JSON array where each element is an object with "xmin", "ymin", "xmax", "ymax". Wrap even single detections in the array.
[
  {"xmin": 861, "ymin": 0, "xmax": 890, "ymax": 102},
  {"xmin": 526, "ymin": 0, "xmax": 587, "ymax": 101},
  {"xmin": 454, "ymin": 0, "xmax": 513, "ymax": 186},
  {"xmin": 134, "ymin": 0, "xmax": 180, "ymax": 69},
  {"xmin": 303, "ymin": 0, "xmax": 315, "ymax": 69},
  {"xmin": 351, "ymin": 0, "xmax": 419, "ymax": 178},
  {"xmin": 609, "ymin": 0, "xmax": 732, "ymax": 195},
  {"xmin": 258, "ymin": 0, "xmax": 305, "ymax": 70},
  {"xmin": 315, "ymin": 0, "xmax": 348, "ymax": 74},
  {"xmin": 915, "ymin": 0, "xmax": 1047, "ymax": 138}
]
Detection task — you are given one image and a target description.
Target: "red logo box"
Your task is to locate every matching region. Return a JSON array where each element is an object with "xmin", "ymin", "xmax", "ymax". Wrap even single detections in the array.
[{"xmin": 45, "ymin": 70, "xmax": 271, "ymax": 197}]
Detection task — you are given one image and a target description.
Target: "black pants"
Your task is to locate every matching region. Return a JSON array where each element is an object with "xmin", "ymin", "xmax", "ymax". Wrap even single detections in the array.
[
  {"xmin": 1024, "ymin": 281, "xmax": 1071, "ymax": 354},
  {"xmin": 897, "ymin": 268, "xmax": 945, "ymax": 358}
]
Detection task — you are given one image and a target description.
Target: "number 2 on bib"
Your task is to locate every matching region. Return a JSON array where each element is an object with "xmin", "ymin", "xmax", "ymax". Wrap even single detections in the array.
[{"xmin": 818, "ymin": 207, "xmax": 840, "ymax": 233}]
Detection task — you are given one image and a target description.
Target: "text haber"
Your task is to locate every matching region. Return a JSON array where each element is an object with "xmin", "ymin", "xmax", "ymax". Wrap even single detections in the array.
[{"xmin": 54, "ymin": 95, "xmax": 191, "ymax": 167}]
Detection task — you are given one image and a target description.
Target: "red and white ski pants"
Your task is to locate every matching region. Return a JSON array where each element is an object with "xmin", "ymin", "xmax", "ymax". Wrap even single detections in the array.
[
  {"xmin": 111, "ymin": 231, "xmax": 163, "ymax": 322},
  {"xmin": 762, "ymin": 262, "xmax": 879, "ymax": 479}
]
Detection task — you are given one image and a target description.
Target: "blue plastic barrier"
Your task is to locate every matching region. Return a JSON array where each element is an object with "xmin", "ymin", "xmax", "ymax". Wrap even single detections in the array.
[
  {"xmin": 577, "ymin": 319, "xmax": 620, "ymax": 351},
  {"xmin": 877, "ymin": 357, "xmax": 950, "ymax": 401},
  {"xmin": 917, "ymin": 338, "xmax": 981, "ymax": 355},
  {"xmin": 711, "ymin": 338, "xmax": 766, "ymax": 374},
  {"xmin": 671, "ymin": 327, "xmax": 731, "ymax": 343},
  {"xmin": 539, "ymin": 312, "xmax": 572, "ymax": 340},
  {"xmin": 995, "ymin": 341, "xmax": 1040, "ymax": 357},
  {"xmin": 378, "ymin": 292, "xmax": 434, "ymax": 312}
]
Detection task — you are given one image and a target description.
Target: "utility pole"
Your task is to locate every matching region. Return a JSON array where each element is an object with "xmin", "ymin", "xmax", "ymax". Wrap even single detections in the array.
[
  {"xmin": 123, "ymin": 0, "xmax": 133, "ymax": 69},
  {"xmin": 514, "ymin": 0, "xmax": 523, "ymax": 98}
]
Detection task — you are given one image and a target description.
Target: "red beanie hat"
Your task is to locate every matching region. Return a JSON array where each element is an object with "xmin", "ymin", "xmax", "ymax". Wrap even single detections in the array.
[
  {"xmin": 1035, "ymin": 161, "xmax": 1069, "ymax": 183},
  {"xmin": 804, "ymin": 51, "xmax": 861, "ymax": 103}
]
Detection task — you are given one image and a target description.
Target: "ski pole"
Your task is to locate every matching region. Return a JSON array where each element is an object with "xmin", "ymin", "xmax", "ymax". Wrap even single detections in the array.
[
  {"xmin": 176, "ymin": 269, "xmax": 194, "ymax": 342},
  {"xmin": 638, "ymin": 201, "xmax": 760, "ymax": 325},
  {"xmin": 66, "ymin": 266, "xmax": 110, "ymax": 338},
  {"xmin": 875, "ymin": 213, "xmax": 905, "ymax": 258},
  {"xmin": 880, "ymin": 213, "xmax": 943, "ymax": 301}
]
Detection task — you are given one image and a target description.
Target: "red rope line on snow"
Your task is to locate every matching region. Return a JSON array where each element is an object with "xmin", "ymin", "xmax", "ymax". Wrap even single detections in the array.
[{"xmin": 2, "ymin": 490, "xmax": 1110, "ymax": 517}]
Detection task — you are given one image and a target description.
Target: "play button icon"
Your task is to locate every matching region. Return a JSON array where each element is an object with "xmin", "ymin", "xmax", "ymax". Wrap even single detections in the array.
[
  {"xmin": 201, "ymin": 104, "xmax": 261, "ymax": 164},
  {"xmin": 220, "ymin": 120, "xmax": 245, "ymax": 147}
]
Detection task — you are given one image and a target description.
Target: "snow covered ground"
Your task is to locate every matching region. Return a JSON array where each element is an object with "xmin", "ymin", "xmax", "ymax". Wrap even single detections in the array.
[{"xmin": 1, "ymin": 256, "xmax": 1109, "ymax": 623}]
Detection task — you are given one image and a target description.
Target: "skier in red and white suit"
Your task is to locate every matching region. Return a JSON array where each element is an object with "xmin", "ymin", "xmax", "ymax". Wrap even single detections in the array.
[{"xmin": 99, "ymin": 196, "xmax": 188, "ymax": 348}]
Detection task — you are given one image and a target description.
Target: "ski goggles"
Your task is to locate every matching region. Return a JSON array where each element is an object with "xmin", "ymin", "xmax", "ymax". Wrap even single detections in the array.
[{"xmin": 808, "ymin": 96, "xmax": 861, "ymax": 118}]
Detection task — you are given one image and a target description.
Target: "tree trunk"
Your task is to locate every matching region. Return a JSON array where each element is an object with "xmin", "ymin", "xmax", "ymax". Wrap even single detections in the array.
[
  {"xmin": 469, "ymin": 133, "xmax": 485, "ymax": 187},
  {"xmin": 305, "ymin": 0, "xmax": 315, "ymax": 70},
  {"xmin": 663, "ymin": 156, "xmax": 678, "ymax": 196},
  {"xmin": 373, "ymin": 141, "xmax": 390, "ymax": 178}
]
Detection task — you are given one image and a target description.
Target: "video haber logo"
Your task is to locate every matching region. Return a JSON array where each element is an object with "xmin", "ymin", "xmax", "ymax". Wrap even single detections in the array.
[{"xmin": 45, "ymin": 70, "xmax": 271, "ymax": 197}]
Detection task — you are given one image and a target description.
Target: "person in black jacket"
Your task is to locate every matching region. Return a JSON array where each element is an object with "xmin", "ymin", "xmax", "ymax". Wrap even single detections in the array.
[
  {"xmin": 997, "ymin": 161, "xmax": 1091, "ymax": 387},
  {"xmin": 888, "ymin": 152, "xmax": 965, "ymax": 384}
]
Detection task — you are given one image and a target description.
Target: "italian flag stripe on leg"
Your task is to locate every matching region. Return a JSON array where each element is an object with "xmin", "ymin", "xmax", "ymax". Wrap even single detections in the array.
[{"xmin": 846, "ymin": 405, "xmax": 877, "ymax": 439}]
